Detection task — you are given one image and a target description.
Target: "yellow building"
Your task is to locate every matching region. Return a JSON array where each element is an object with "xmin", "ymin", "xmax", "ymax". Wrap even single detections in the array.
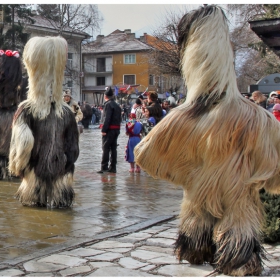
[{"xmin": 82, "ymin": 29, "xmax": 177, "ymax": 105}]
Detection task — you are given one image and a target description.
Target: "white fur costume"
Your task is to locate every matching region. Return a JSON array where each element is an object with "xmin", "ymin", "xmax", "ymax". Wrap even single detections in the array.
[
  {"xmin": 134, "ymin": 5, "xmax": 280, "ymax": 276},
  {"xmin": 9, "ymin": 36, "xmax": 79, "ymax": 207}
]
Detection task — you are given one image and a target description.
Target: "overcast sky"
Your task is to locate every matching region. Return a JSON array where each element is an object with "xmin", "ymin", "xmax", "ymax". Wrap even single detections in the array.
[
  {"xmin": 29, "ymin": 0, "xmax": 265, "ymax": 40},
  {"xmin": 96, "ymin": 4, "xmax": 200, "ymax": 38}
]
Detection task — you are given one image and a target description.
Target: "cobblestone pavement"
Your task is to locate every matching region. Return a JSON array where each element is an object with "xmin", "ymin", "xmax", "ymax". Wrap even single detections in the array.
[
  {"xmin": 0, "ymin": 125, "xmax": 280, "ymax": 277},
  {"xmin": 0, "ymin": 216, "xmax": 280, "ymax": 277}
]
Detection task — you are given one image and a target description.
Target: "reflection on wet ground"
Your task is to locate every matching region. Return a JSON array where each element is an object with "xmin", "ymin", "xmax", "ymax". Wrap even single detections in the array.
[{"xmin": 0, "ymin": 126, "xmax": 183, "ymax": 263}]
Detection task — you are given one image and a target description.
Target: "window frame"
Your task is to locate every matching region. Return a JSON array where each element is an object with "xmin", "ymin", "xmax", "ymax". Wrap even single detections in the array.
[
  {"xmin": 124, "ymin": 54, "xmax": 136, "ymax": 64},
  {"xmin": 96, "ymin": 76, "xmax": 106, "ymax": 86},
  {"xmin": 67, "ymin": 53, "xmax": 73, "ymax": 69},
  {"xmin": 124, "ymin": 74, "xmax": 136, "ymax": 85},
  {"xmin": 96, "ymin": 57, "xmax": 106, "ymax": 72},
  {"xmin": 149, "ymin": 74, "xmax": 155, "ymax": 86}
]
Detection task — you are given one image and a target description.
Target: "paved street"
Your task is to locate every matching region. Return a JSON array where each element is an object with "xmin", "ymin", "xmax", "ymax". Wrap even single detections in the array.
[{"xmin": 0, "ymin": 125, "xmax": 280, "ymax": 276}]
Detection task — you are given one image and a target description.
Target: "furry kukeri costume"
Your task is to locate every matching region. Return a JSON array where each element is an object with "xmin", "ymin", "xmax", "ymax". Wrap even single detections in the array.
[
  {"xmin": 134, "ymin": 5, "xmax": 280, "ymax": 276},
  {"xmin": 9, "ymin": 36, "xmax": 79, "ymax": 207},
  {"xmin": 0, "ymin": 50, "xmax": 23, "ymax": 179}
]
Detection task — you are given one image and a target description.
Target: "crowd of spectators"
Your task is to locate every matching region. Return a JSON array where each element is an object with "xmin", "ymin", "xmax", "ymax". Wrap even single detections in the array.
[{"xmin": 245, "ymin": 90, "xmax": 280, "ymax": 122}]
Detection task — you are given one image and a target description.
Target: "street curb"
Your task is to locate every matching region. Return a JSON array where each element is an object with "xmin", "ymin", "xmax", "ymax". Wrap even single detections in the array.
[{"xmin": 1, "ymin": 214, "xmax": 177, "ymax": 268}]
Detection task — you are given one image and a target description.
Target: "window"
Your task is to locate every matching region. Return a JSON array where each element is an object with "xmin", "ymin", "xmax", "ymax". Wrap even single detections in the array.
[
  {"xmin": 67, "ymin": 53, "xmax": 73, "ymax": 69},
  {"xmin": 149, "ymin": 75, "xmax": 154, "ymax": 86},
  {"xmin": 67, "ymin": 79, "xmax": 72, "ymax": 88},
  {"xmin": 124, "ymin": 54, "xmax": 136, "ymax": 64},
  {"xmin": 96, "ymin": 77, "xmax": 105, "ymax": 86},
  {"xmin": 64, "ymin": 77, "xmax": 72, "ymax": 89},
  {"xmin": 96, "ymin": 58, "xmax": 106, "ymax": 72},
  {"xmin": 124, "ymin": 75, "xmax": 135, "ymax": 85}
]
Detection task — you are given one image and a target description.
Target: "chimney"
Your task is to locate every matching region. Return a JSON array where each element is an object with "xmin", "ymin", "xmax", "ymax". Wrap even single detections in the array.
[
  {"xmin": 96, "ymin": 35, "xmax": 104, "ymax": 43},
  {"xmin": 127, "ymin": 33, "xmax": 135, "ymax": 41},
  {"xmin": 140, "ymin": 35, "xmax": 146, "ymax": 43},
  {"xmin": 124, "ymin": 29, "xmax": 131, "ymax": 34}
]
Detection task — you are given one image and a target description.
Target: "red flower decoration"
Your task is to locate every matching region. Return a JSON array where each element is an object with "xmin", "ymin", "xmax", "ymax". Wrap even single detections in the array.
[
  {"xmin": 12, "ymin": 51, "xmax": 19, "ymax": 58},
  {"xmin": 5, "ymin": 50, "xmax": 13, "ymax": 57},
  {"xmin": 0, "ymin": 50, "xmax": 4, "ymax": 56}
]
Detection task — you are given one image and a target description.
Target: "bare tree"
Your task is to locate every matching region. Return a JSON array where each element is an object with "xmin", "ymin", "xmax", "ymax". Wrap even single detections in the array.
[
  {"xmin": 228, "ymin": 4, "xmax": 280, "ymax": 92},
  {"xmin": 36, "ymin": 4, "xmax": 102, "ymax": 36},
  {"xmin": 146, "ymin": 8, "xmax": 194, "ymax": 94},
  {"xmin": 36, "ymin": 4, "xmax": 103, "ymax": 90},
  {"xmin": 0, "ymin": 4, "xmax": 35, "ymax": 51}
]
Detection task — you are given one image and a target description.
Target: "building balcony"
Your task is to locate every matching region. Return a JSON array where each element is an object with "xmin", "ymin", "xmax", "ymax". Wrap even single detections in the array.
[{"xmin": 84, "ymin": 69, "xmax": 113, "ymax": 74}]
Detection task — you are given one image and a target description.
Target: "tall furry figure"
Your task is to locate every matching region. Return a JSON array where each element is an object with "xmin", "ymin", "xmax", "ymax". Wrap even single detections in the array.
[
  {"xmin": 134, "ymin": 5, "xmax": 280, "ymax": 276},
  {"xmin": 0, "ymin": 50, "xmax": 23, "ymax": 179},
  {"xmin": 9, "ymin": 36, "xmax": 79, "ymax": 208}
]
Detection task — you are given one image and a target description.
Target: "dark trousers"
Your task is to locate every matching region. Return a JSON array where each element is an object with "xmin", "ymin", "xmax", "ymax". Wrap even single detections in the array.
[
  {"xmin": 101, "ymin": 129, "xmax": 120, "ymax": 171},
  {"xmin": 82, "ymin": 117, "xmax": 91, "ymax": 129}
]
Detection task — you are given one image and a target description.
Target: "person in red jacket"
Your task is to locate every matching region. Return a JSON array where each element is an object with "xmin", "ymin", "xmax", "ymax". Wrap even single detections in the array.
[{"xmin": 273, "ymin": 103, "xmax": 280, "ymax": 121}]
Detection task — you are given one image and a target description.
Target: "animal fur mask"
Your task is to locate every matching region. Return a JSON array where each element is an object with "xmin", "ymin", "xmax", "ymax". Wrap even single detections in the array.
[
  {"xmin": 178, "ymin": 5, "xmax": 236, "ymax": 109},
  {"xmin": 22, "ymin": 36, "xmax": 68, "ymax": 119}
]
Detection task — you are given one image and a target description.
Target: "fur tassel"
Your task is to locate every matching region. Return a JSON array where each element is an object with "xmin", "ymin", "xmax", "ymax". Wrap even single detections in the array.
[
  {"xmin": 16, "ymin": 169, "xmax": 75, "ymax": 207},
  {"xmin": 9, "ymin": 110, "xmax": 34, "ymax": 177}
]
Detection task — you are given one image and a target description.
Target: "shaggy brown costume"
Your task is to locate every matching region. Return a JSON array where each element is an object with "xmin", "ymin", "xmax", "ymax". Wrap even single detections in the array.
[
  {"xmin": 134, "ymin": 5, "xmax": 280, "ymax": 276},
  {"xmin": 9, "ymin": 36, "xmax": 79, "ymax": 207},
  {"xmin": 0, "ymin": 52, "xmax": 23, "ymax": 179}
]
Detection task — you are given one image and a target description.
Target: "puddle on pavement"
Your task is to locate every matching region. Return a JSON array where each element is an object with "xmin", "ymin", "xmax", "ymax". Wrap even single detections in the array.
[{"xmin": 0, "ymin": 128, "xmax": 183, "ymax": 263}]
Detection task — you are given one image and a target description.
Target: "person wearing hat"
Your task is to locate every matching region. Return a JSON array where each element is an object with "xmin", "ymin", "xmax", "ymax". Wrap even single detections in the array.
[
  {"xmin": 269, "ymin": 91, "xmax": 278, "ymax": 98},
  {"xmin": 63, "ymin": 90, "xmax": 83, "ymax": 123},
  {"xmin": 131, "ymin": 98, "xmax": 143, "ymax": 119},
  {"xmin": 273, "ymin": 103, "xmax": 280, "ymax": 121},
  {"xmin": 97, "ymin": 87, "xmax": 122, "ymax": 174},
  {"xmin": 273, "ymin": 94, "xmax": 280, "ymax": 104},
  {"xmin": 266, "ymin": 97, "xmax": 275, "ymax": 113},
  {"xmin": 167, "ymin": 92, "xmax": 177, "ymax": 108}
]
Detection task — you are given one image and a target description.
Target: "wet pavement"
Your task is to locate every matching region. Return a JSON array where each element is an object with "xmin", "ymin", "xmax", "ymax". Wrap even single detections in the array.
[
  {"xmin": 0, "ymin": 125, "xmax": 181, "ymax": 268},
  {"xmin": 0, "ymin": 125, "xmax": 280, "ymax": 277}
]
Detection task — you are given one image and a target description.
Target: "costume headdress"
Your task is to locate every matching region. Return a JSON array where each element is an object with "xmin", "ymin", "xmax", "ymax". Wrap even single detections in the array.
[{"xmin": 22, "ymin": 36, "xmax": 67, "ymax": 119}]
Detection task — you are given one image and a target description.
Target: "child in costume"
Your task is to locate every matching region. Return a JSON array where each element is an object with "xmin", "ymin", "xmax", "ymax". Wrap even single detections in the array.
[
  {"xmin": 0, "ymin": 50, "xmax": 23, "ymax": 179},
  {"xmin": 9, "ymin": 36, "xmax": 79, "ymax": 207},
  {"xmin": 125, "ymin": 113, "xmax": 142, "ymax": 173}
]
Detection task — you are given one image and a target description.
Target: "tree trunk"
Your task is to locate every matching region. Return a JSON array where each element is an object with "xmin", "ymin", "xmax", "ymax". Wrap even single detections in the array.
[{"xmin": 12, "ymin": 5, "xmax": 14, "ymax": 49}]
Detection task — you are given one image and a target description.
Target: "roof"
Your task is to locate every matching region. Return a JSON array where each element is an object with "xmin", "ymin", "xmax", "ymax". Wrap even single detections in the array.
[
  {"xmin": 17, "ymin": 14, "xmax": 91, "ymax": 39},
  {"xmin": 249, "ymin": 17, "xmax": 280, "ymax": 57},
  {"xmin": 145, "ymin": 34, "xmax": 176, "ymax": 52},
  {"xmin": 82, "ymin": 30, "xmax": 153, "ymax": 54}
]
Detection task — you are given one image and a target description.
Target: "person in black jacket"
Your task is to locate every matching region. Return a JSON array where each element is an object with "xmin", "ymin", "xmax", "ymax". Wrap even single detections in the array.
[
  {"xmin": 97, "ymin": 87, "xmax": 122, "ymax": 174},
  {"xmin": 80, "ymin": 101, "xmax": 93, "ymax": 129}
]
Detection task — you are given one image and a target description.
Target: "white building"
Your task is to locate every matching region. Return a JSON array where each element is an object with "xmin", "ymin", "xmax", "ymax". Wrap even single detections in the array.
[{"xmin": 2, "ymin": 14, "xmax": 91, "ymax": 102}]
